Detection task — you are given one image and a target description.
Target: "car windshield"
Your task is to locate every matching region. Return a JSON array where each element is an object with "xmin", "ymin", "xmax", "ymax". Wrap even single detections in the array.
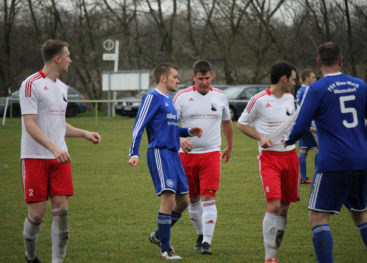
[{"xmin": 224, "ymin": 87, "xmax": 244, "ymax": 99}]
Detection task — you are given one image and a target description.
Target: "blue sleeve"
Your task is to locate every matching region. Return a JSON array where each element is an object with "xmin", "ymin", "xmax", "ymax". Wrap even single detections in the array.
[
  {"xmin": 286, "ymin": 87, "xmax": 319, "ymax": 145},
  {"xmin": 129, "ymin": 93, "xmax": 159, "ymax": 157},
  {"xmin": 296, "ymin": 87, "xmax": 304, "ymax": 106},
  {"xmin": 179, "ymin": 127, "xmax": 190, "ymax": 137}
]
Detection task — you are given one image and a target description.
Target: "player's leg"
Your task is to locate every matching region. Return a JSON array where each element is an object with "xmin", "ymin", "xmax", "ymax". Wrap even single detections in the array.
[
  {"xmin": 21, "ymin": 159, "xmax": 49, "ymax": 263},
  {"xmin": 298, "ymin": 147, "xmax": 309, "ymax": 183},
  {"xmin": 309, "ymin": 211, "xmax": 333, "ymax": 263},
  {"xmin": 180, "ymin": 152, "xmax": 204, "ymax": 250},
  {"xmin": 24, "ymin": 202, "xmax": 46, "ymax": 263},
  {"xmin": 198, "ymin": 152, "xmax": 221, "ymax": 254},
  {"xmin": 159, "ymin": 191, "xmax": 176, "ymax": 252},
  {"xmin": 50, "ymin": 196, "xmax": 69, "ymax": 263},
  {"xmin": 346, "ymin": 170, "xmax": 367, "ymax": 246},
  {"xmin": 49, "ymin": 160, "xmax": 73, "ymax": 263}
]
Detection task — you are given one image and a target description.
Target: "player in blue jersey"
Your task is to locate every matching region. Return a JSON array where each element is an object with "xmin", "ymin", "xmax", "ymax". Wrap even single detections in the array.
[
  {"xmin": 285, "ymin": 42, "xmax": 367, "ymax": 263},
  {"xmin": 296, "ymin": 70, "xmax": 317, "ymax": 184},
  {"xmin": 128, "ymin": 63, "xmax": 202, "ymax": 260}
]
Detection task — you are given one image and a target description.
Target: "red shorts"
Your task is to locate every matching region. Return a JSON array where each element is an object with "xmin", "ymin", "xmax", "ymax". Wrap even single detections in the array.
[
  {"xmin": 258, "ymin": 149, "xmax": 299, "ymax": 204},
  {"xmin": 179, "ymin": 151, "xmax": 221, "ymax": 198},
  {"xmin": 21, "ymin": 159, "xmax": 73, "ymax": 203}
]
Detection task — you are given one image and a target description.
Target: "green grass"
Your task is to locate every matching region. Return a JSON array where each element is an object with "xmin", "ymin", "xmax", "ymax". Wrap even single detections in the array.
[{"xmin": 0, "ymin": 116, "xmax": 366, "ymax": 262}]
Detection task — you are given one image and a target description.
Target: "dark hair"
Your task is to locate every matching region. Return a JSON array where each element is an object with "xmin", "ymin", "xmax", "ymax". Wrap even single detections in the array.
[
  {"xmin": 301, "ymin": 70, "xmax": 313, "ymax": 82},
  {"xmin": 153, "ymin": 63, "xmax": 177, "ymax": 84},
  {"xmin": 41, "ymin": 39, "xmax": 69, "ymax": 62},
  {"xmin": 270, "ymin": 62, "xmax": 296, "ymax": 84},
  {"xmin": 318, "ymin": 42, "xmax": 341, "ymax": 66},
  {"xmin": 193, "ymin": 60, "xmax": 212, "ymax": 75}
]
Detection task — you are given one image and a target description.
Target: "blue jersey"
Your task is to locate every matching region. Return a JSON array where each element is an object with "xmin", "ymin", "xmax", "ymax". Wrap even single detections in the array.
[
  {"xmin": 129, "ymin": 89, "xmax": 190, "ymax": 157},
  {"xmin": 286, "ymin": 73, "xmax": 367, "ymax": 172},
  {"xmin": 296, "ymin": 85, "xmax": 306, "ymax": 106}
]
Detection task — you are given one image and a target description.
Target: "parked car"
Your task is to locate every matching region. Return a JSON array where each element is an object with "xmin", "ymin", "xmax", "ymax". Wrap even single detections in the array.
[
  {"xmin": 0, "ymin": 86, "xmax": 87, "ymax": 118},
  {"xmin": 115, "ymin": 84, "xmax": 189, "ymax": 117},
  {"xmin": 224, "ymin": 84, "xmax": 268, "ymax": 120}
]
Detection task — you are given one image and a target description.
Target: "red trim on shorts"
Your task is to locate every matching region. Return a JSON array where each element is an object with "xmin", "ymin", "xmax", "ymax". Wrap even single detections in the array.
[{"xmin": 200, "ymin": 189, "xmax": 217, "ymax": 197}]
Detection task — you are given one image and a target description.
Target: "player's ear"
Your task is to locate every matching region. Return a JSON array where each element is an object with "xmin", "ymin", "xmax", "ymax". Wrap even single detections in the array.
[{"xmin": 160, "ymin": 74, "xmax": 167, "ymax": 83}]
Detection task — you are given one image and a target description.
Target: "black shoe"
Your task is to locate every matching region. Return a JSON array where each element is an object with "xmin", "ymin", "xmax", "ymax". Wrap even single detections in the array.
[
  {"xmin": 201, "ymin": 242, "xmax": 212, "ymax": 254},
  {"xmin": 194, "ymin": 235, "xmax": 203, "ymax": 250},
  {"xmin": 25, "ymin": 256, "xmax": 41, "ymax": 263}
]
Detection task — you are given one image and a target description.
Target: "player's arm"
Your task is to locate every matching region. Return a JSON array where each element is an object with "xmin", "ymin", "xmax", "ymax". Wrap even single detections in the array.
[
  {"xmin": 128, "ymin": 93, "xmax": 159, "ymax": 168},
  {"xmin": 221, "ymin": 119, "xmax": 233, "ymax": 163},
  {"xmin": 237, "ymin": 122, "xmax": 273, "ymax": 148},
  {"xmin": 65, "ymin": 123, "xmax": 101, "ymax": 144},
  {"xmin": 23, "ymin": 114, "xmax": 70, "ymax": 163}
]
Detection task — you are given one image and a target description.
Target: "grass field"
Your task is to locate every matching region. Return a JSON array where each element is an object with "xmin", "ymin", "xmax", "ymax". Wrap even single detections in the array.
[{"xmin": 0, "ymin": 115, "xmax": 366, "ymax": 262}]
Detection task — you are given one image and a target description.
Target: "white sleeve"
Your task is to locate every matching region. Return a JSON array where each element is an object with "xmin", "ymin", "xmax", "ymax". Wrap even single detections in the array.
[
  {"xmin": 238, "ymin": 96, "xmax": 258, "ymax": 125},
  {"xmin": 222, "ymin": 94, "xmax": 231, "ymax": 121},
  {"xmin": 19, "ymin": 81, "xmax": 38, "ymax": 115},
  {"xmin": 174, "ymin": 94, "xmax": 183, "ymax": 121}
]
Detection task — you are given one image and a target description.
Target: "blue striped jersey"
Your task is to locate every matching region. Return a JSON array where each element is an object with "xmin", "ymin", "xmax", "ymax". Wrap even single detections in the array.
[
  {"xmin": 286, "ymin": 73, "xmax": 367, "ymax": 172},
  {"xmin": 129, "ymin": 89, "xmax": 190, "ymax": 157}
]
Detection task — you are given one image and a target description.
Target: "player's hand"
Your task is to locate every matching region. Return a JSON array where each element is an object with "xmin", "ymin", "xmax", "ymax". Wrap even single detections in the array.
[
  {"xmin": 128, "ymin": 156, "xmax": 139, "ymax": 168},
  {"xmin": 51, "ymin": 147, "xmax": 71, "ymax": 164},
  {"xmin": 85, "ymin": 131, "xmax": 101, "ymax": 144},
  {"xmin": 259, "ymin": 135, "xmax": 273, "ymax": 148},
  {"xmin": 180, "ymin": 138, "xmax": 193, "ymax": 153},
  {"xmin": 310, "ymin": 127, "xmax": 316, "ymax": 134},
  {"xmin": 221, "ymin": 147, "xmax": 232, "ymax": 163},
  {"xmin": 189, "ymin": 127, "xmax": 203, "ymax": 137}
]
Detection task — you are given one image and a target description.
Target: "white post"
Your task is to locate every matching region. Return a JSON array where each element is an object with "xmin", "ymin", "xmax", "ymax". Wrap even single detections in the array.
[{"xmin": 112, "ymin": 40, "xmax": 119, "ymax": 118}]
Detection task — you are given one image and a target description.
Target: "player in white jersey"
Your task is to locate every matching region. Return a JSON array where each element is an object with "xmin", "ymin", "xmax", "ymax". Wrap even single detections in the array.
[
  {"xmin": 237, "ymin": 62, "xmax": 299, "ymax": 263},
  {"xmin": 173, "ymin": 60, "xmax": 233, "ymax": 254},
  {"xmin": 20, "ymin": 40, "xmax": 101, "ymax": 263}
]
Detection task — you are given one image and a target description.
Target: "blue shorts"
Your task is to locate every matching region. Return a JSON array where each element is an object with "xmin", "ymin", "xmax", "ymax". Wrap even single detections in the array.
[
  {"xmin": 308, "ymin": 170, "xmax": 367, "ymax": 213},
  {"xmin": 147, "ymin": 148, "xmax": 189, "ymax": 196},
  {"xmin": 299, "ymin": 132, "xmax": 318, "ymax": 149}
]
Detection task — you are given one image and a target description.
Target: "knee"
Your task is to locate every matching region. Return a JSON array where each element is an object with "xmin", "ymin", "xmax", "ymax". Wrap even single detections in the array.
[{"xmin": 267, "ymin": 202, "xmax": 282, "ymax": 215}]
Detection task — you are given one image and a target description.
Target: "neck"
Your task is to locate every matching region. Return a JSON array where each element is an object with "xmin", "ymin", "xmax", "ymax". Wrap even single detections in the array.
[
  {"xmin": 321, "ymin": 65, "xmax": 341, "ymax": 76},
  {"xmin": 269, "ymin": 84, "xmax": 285, "ymax": 98},
  {"xmin": 42, "ymin": 64, "xmax": 61, "ymax": 82},
  {"xmin": 156, "ymin": 84, "xmax": 170, "ymax": 96}
]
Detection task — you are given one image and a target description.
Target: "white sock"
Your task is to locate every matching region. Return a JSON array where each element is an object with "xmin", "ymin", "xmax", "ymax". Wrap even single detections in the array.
[
  {"xmin": 23, "ymin": 215, "xmax": 42, "ymax": 260},
  {"xmin": 188, "ymin": 201, "xmax": 203, "ymax": 235},
  {"xmin": 262, "ymin": 212, "xmax": 286, "ymax": 260},
  {"xmin": 51, "ymin": 208, "xmax": 69, "ymax": 263},
  {"xmin": 202, "ymin": 200, "xmax": 217, "ymax": 244}
]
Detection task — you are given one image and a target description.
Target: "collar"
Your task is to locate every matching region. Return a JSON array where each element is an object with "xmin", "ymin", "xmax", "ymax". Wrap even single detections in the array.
[
  {"xmin": 324, "ymin": 72, "xmax": 342, "ymax": 77},
  {"xmin": 193, "ymin": 86, "xmax": 213, "ymax": 92},
  {"xmin": 39, "ymin": 70, "xmax": 46, "ymax": 78},
  {"xmin": 266, "ymin": 86, "xmax": 271, "ymax": 95}
]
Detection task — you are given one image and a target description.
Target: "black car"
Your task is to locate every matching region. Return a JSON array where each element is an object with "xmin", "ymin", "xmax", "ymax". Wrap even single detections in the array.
[
  {"xmin": 115, "ymin": 84, "xmax": 189, "ymax": 117},
  {"xmin": 224, "ymin": 84, "xmax": 268, "ymax": 120},
  {"xmin": 0, "ymin": 86, "xmax": 88, "ymax": 118}
]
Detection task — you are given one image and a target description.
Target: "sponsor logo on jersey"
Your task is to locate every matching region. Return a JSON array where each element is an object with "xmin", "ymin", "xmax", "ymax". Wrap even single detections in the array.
[
  {"xmin": 44, "ymin": 86, "xmax": 49, "ymax": 90},
  {"xmin": 63, "ymin": 96, "xmax": 67, "ymax": 102},
  {"xmin": 189, "ymin": 97, "xmax": 194, "ymax": 102},
  {"xmin": 166, "ymin": 113, "xmax": 177, "ymax": 120},
  {"xmin": 266, "ymin": 103, "xmax": 271, "ymax": 108},
  {"xmin": 286, "ymin": 107, "xmax": 292, "ymax": 116},
  {"xmin": 211, "ymin": 104, "xmax": 217, "ymax": 111},
  {"xmin": 165, "ymin": 102, "xmax": 169, "ymax": 107}
]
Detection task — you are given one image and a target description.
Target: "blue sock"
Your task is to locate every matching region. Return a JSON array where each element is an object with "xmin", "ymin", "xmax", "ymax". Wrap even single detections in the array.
[
  {"xmin": 299, "ymin": 152, "xmax": 308, "ymax": 180},
  {"xmin": 157, "ymin": 213, "xmax": 171, "ymax": 252},
  {"xmin": 312, "ymin": 224, "xmax": 333, "ymax": 263},
  {"xmin": 154, "ymin": 212, "xmax": 182, "ymax": 239},
  {"xmin": 358, "ymin": 222, "xmax": 367, "ymax": 246}
]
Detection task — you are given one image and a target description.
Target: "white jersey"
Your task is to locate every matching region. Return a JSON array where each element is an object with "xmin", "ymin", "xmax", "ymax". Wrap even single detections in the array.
[
  {"xmin": 238, "ymin": 88, "xmax": 296, "ymax": 152},
  {"xmin": 174, "ymin": 86, "xmax": 231, "ymax": 153},
  {"xmin": 20, "ymin": 70, "xmax": 68, "ymax": 159}
]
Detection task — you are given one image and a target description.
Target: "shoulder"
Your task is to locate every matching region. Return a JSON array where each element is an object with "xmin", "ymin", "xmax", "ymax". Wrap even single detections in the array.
[
  {"xmin": 246, "ymin": 90, "xmax": 269, "ymax": 113},
  {"xmin": 22, "ymin": 71, "xmax": 45, "ymax": 97},
  {"xmin": 174, "ymin": 86, "xmax": 194, "ymax": 103}
]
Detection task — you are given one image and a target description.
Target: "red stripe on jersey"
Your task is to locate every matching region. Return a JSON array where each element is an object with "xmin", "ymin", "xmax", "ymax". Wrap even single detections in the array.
[
  {"xmin": 173, "ymin": 87, "xmax": 194, "ymax": 103},
  {"xmin": 246, "ymin": 90, "xmax": 268, "ymax": 113},
  {"xmin": 212, "ymin": 87, "xmax": 225, "ymax": 94},
  {"xmin": 25, "ymin": 73, "xmax": 42, "ymax": 97}
]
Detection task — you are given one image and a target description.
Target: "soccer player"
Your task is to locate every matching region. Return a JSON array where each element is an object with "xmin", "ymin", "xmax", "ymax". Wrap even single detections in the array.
[
  {"xmin": 285, "ymin": 42, "xmax": 367, "ymax": 263},
  {"xmin": 296, "ymin": 70, "xmax": 317, "ymax": 184},
  {"xmin": 173, "ymin": 60, "xmax": 233, "ymax": 254},
  {"xmin": 237, "ymin": 62, "xmax": 299, "ymax": 263},
  {"xmin": 128, "ymin": 63, "xmax": 202, "ymax": 260},
  {"xmin": 20, "ymin": 39, "xmax": 101, "ymax": 263}
]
